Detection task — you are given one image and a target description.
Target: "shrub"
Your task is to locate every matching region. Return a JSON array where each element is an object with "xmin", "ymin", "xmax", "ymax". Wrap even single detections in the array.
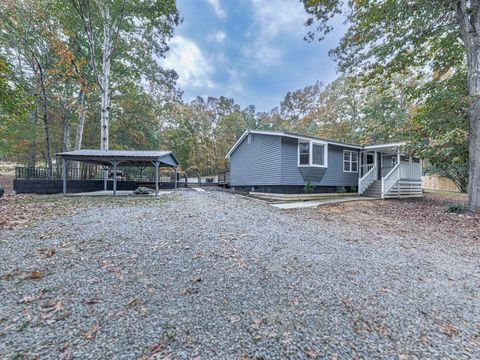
[
  {"xmin": 350, "ymin": 186, "xmax": 357, "ymax": 193},
  {"xmin": 336, "ymin": 186, "xmax": 347, "ymax": 193},
  {"xmin": 445, "ymin": 203, "xmax": 466, "ymax": 214},
  {"xmin": 304, "ymin": 181, "xmax": 313, "ymax": 194}
]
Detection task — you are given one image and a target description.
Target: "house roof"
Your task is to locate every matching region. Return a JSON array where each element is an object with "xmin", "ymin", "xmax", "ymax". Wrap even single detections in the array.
[
  {"xmin": 56, "ymin": 149, "xmax": 180, "ymax": 167},
  {"xmin": 225, "ymin": 129, "xmax": 407, "ymax": 159},
  {"xmin": 226, "ymin": 129, "xmax": 377, "ymax": 159}
]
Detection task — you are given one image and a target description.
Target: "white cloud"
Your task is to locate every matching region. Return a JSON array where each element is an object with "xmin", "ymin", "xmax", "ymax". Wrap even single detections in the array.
[
  {"xmin": 162, "ymin": 36, "xmax": 215, "ymax": 89},
  {"xmin": 206, "ymin": 0, "xmax": 226, "ymax": 18},
  {"xmin": 248, "ymin": 0, "xmax": 308, "ymax": 68},
  {"xmin": 250, "ymin": 0, "xmax": 307, "ymax": 37},
  {"xmin": 209, "ymin": 30, "xmax": 226, "ymax": 44}
]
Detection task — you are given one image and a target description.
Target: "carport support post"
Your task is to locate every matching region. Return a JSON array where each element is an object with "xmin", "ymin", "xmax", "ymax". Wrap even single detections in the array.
[
  {"xmin": 62, "ymin": 158, "xmax": 67, "ymax": 195},
  {"xmin": 174, "ymin": 167, "xmax": 178, "ymax": 189},
  {"xmin": 102, "ymin": 165, "xmax": 108, "ymax": 191},
  {"xmin": 112, "ymin": 161, "xmax": 119, "ymax": 196},
  {"xmin": 154, "ymin": 161, "xmax": 160, "ymax": 196}
]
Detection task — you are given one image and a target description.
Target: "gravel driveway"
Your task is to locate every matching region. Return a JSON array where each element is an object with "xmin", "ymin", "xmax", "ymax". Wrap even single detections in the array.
[{"xmin": 0, "ymin": 191, "xmax": 479, "ymax": 359}]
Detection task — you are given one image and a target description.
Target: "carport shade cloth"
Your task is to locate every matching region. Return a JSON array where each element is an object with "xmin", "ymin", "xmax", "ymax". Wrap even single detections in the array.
[{"xmin": 56, "ymin": 149, "xmax": 180, "ymax": 167}]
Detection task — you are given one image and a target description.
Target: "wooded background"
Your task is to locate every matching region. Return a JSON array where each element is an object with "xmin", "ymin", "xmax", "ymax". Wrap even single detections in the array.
[{"xmin": 0, "ymin": 0, "xmax": 470, "ymax": 193}]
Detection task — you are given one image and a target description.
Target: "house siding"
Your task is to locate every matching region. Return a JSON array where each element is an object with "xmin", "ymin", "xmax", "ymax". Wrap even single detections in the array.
[
  {"xmin": 280, "ymin": 137, "xmax": 358, "ymax": 187},
  {"xmin": 229, "ymin": 134, "xmax": 282, "ymax": 186}
]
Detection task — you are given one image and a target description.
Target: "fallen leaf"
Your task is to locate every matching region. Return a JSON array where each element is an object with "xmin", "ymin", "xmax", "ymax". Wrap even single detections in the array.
[
  {"xmin": 38, "ymin": 248, "xmax": 56, "ymax": 258},
  {"xmin": 304, "ymin": 348, "xmax": 319, "ymax": 358},
  {"xmin": 85, "ymin": 324, "xmax": 99, "ymax": 340},
  {"xmin": 179, "ymin": 287, "xmax": 199, "ymax": 296},
  {"xmin": 29, "ymin": 271, "xmax": 44, "ymax": 279},
  {"xmin": 191, "ymin": 275, "xmax": 202, "ymax": 283},
  {"xmin": 127, "ymin": 298, "xmax": 142, "ymax": 307},
  {"xmin": 18, "ymin": 296, "xmax": 37, "ymax": 304},
  {"xmin": 229, "ymin": 315, "xmax": 241, "ymax": 323}
]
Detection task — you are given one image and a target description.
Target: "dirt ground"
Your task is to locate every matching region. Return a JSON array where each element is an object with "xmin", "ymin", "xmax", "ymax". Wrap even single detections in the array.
[
  {"xmin": 294, "ymin": 191, "xmax": 479, "ymax": 247},
  {"xmin": 0, "ymin": 173, "xmax": 14, "ymax": 194}
]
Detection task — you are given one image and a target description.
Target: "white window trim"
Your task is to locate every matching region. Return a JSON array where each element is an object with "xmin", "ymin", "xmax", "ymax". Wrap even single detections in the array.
[
  {"xmin": 298, "ymin": 140, "xmax": 328, "ymax": 168},
  {"xmin": 343, "ymin": 150, "xmax": 359, "ymax": 173},
  {"xmin": 391, "ymin": 157, "xmax": 397, "ymax": 166}
]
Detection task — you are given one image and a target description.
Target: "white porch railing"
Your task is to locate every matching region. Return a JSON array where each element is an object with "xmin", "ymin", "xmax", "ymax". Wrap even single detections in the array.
[
  {"xmin": 358, "ymin": 165, "xmax": 377, "ymax": 194},
  {"xmin": 400, "ymin": 162, "xmax": 422, "ymax": 180},
  {"xmin": 360, "ymin": 164, "xmax": 375, "ymax": 177},
  {"xmin": 381, "ymin": 163, "xmax": 400, "ymax": 198}
]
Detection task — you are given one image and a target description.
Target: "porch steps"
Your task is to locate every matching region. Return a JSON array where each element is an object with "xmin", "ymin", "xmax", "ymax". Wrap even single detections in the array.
[{"xmin": 362, "ymin": 180, "xmax": 382, "ymax": 198}]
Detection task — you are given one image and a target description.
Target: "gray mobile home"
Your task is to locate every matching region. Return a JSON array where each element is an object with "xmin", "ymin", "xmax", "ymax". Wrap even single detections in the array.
[{"xmin": 225, "ymin": 129, "xmax": 422, "ymax": 198}]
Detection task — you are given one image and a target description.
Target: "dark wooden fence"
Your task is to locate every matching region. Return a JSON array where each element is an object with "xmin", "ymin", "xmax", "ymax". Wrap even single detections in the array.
[
  {"xmin": 15, "ymin": 166, "xmax": 176, "ymax": 182},
  {"xmin": 218, "ymin": 170, "xmax": 230, "ymax": 186}
]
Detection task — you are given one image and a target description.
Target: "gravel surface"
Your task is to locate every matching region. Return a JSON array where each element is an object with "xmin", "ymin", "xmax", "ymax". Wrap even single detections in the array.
[{"xmin": 0, "ymin": 191, "xmax": 479, "ymax": 359}]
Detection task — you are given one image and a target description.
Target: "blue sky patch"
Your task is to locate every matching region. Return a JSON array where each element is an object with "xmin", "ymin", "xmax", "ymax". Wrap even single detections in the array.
[{"xmin": 162, "ymin": 0, "xmax": 346, "ymax": 111}]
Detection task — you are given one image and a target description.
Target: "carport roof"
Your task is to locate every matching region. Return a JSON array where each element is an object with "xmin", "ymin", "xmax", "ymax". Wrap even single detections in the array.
[{"xmin": 56, "ymin": 149, "xmax": 180, "ymax": 167}]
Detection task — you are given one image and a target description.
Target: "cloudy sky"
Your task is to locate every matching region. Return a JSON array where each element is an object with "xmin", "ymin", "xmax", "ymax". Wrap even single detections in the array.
[{"xmin": 162, "ymin": 0, "xmax": 345, "ymax": 112}]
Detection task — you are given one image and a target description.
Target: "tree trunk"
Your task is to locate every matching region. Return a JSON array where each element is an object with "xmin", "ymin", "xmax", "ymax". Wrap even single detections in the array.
[
  {"xmin": 74, "ymin": 88, "xmax": 86, "ymax": 178},
  {"xmin": 75, "ymin": 88, "xmax": 86, "ymax": 151},
  {"xmin": 39, "ymin": 75, "xmax": 53, "ymax": 177},
  {"xmin": 100, "ymin": 7, "xmax": 112, "ymax": 151},
  {"xmin": 28, "ymin": 104, "xmax": 38, "ymax": 168},
  {"xmin": 63, "ymin": 107, "xmax": 71, "ymax": 152},
  {"xmin": 466, "ymin": 46, "xmax": 480, "ymax": 211},
  {"xmin": 468, "ymin": 99, "xmax": 480, "ymax": 210}
]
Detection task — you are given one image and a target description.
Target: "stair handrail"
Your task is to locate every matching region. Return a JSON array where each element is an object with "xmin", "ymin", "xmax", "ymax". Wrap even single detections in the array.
[
  {"xmin": 381, "ymin": 163, "xmax": 400, "ymax": 198},
  {"xmin": 358, "ymin": 164, "xmax": 377, "ymax": 194}
]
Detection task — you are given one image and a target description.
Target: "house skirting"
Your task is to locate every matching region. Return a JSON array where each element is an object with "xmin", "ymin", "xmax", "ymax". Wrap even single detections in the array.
[{"xmin": 231, "ymin": 185, "xmax": 357, "ymax": 194}]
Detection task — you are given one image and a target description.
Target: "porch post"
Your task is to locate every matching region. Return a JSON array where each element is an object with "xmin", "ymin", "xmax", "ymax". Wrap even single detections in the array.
[
  {"xmin": 397, "ymin": 148, "xmax": 401, "ymax": 181},
  {"xmin": 62, "ymin": 158, "xmax": 67, "ymax": 195}
]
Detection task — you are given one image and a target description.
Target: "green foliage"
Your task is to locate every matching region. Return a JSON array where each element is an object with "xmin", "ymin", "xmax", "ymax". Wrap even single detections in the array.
[
  {"xmin": 407, "ymin": 69, "xmax": 469, "ymax": 192},
  {"xmin": 336, "ymin": 186, "xmax": 346, "ymax": 194},
  {"xmin": 445, "ymin": 203, "xmax": 466, "ymax": 214},
  {"xmin": 0, "ymin": 57, "xmax": 31, "ymax": 159},
  {"xmin": 303, "ymin": 1, "xmax": 460, "ymax": 78},
  {"xmin": 304, "ymin": 181, "xmax": 313, "ymax": 194}
]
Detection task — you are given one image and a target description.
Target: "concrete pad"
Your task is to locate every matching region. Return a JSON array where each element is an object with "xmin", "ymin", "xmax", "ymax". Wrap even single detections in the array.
[
  {"xmin": 271, "ymin": 196, "xmax": 377, "ymax": 209},
  {"xmin": 192, "ymin": 188, "xmax": 206, "ymax": 192}
]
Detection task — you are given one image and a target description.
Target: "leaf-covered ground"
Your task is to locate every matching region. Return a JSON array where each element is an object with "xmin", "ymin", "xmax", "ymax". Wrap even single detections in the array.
[
  {"xmin": 294, "ymin": 191, "xmax": 479, "ymax": 245},
  {"xmin": 0, "ymin": 193, "xmax": 169, "ymax": 231}
]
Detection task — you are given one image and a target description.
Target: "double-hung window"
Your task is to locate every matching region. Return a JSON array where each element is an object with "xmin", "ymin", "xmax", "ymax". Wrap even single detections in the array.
[
  {"xmin": 298, "ymin": 141, "xmax": 327, "ymax": 167},
  {"xmin": 343, "ymin": 150, "xmax": 358, "ymax": 172}
]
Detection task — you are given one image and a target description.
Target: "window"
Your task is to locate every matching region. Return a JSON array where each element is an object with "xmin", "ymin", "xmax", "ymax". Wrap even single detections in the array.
[
  {"xmin": 298, "ymin": 141, "xmax": 327, "ymax": 167},
  {"xmin": 391, "ymin": 157, "xmax": 397, "ymax": 167},
  {"xmin": 298, "ymin": 142, "xmax": 310, "ymax": 165},
  {"xmin": 343, "ymin": 150, "xmax": 358, "ymax": 172},
  {"xmin": 312, "ymin": 143, "xmax": 325, "ymax": 166}
]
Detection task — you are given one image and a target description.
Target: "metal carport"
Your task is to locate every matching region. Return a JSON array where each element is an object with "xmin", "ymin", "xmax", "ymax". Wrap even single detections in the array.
[{"xmin": 56, "ymin": 150, "xmax": 180, "ymax": 196}]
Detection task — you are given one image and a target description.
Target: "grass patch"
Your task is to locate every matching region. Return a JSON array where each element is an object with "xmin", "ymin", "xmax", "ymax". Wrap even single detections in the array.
[{"xmin": 445, "ymin": 203, "xmax": 466, "ymax": 214}]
